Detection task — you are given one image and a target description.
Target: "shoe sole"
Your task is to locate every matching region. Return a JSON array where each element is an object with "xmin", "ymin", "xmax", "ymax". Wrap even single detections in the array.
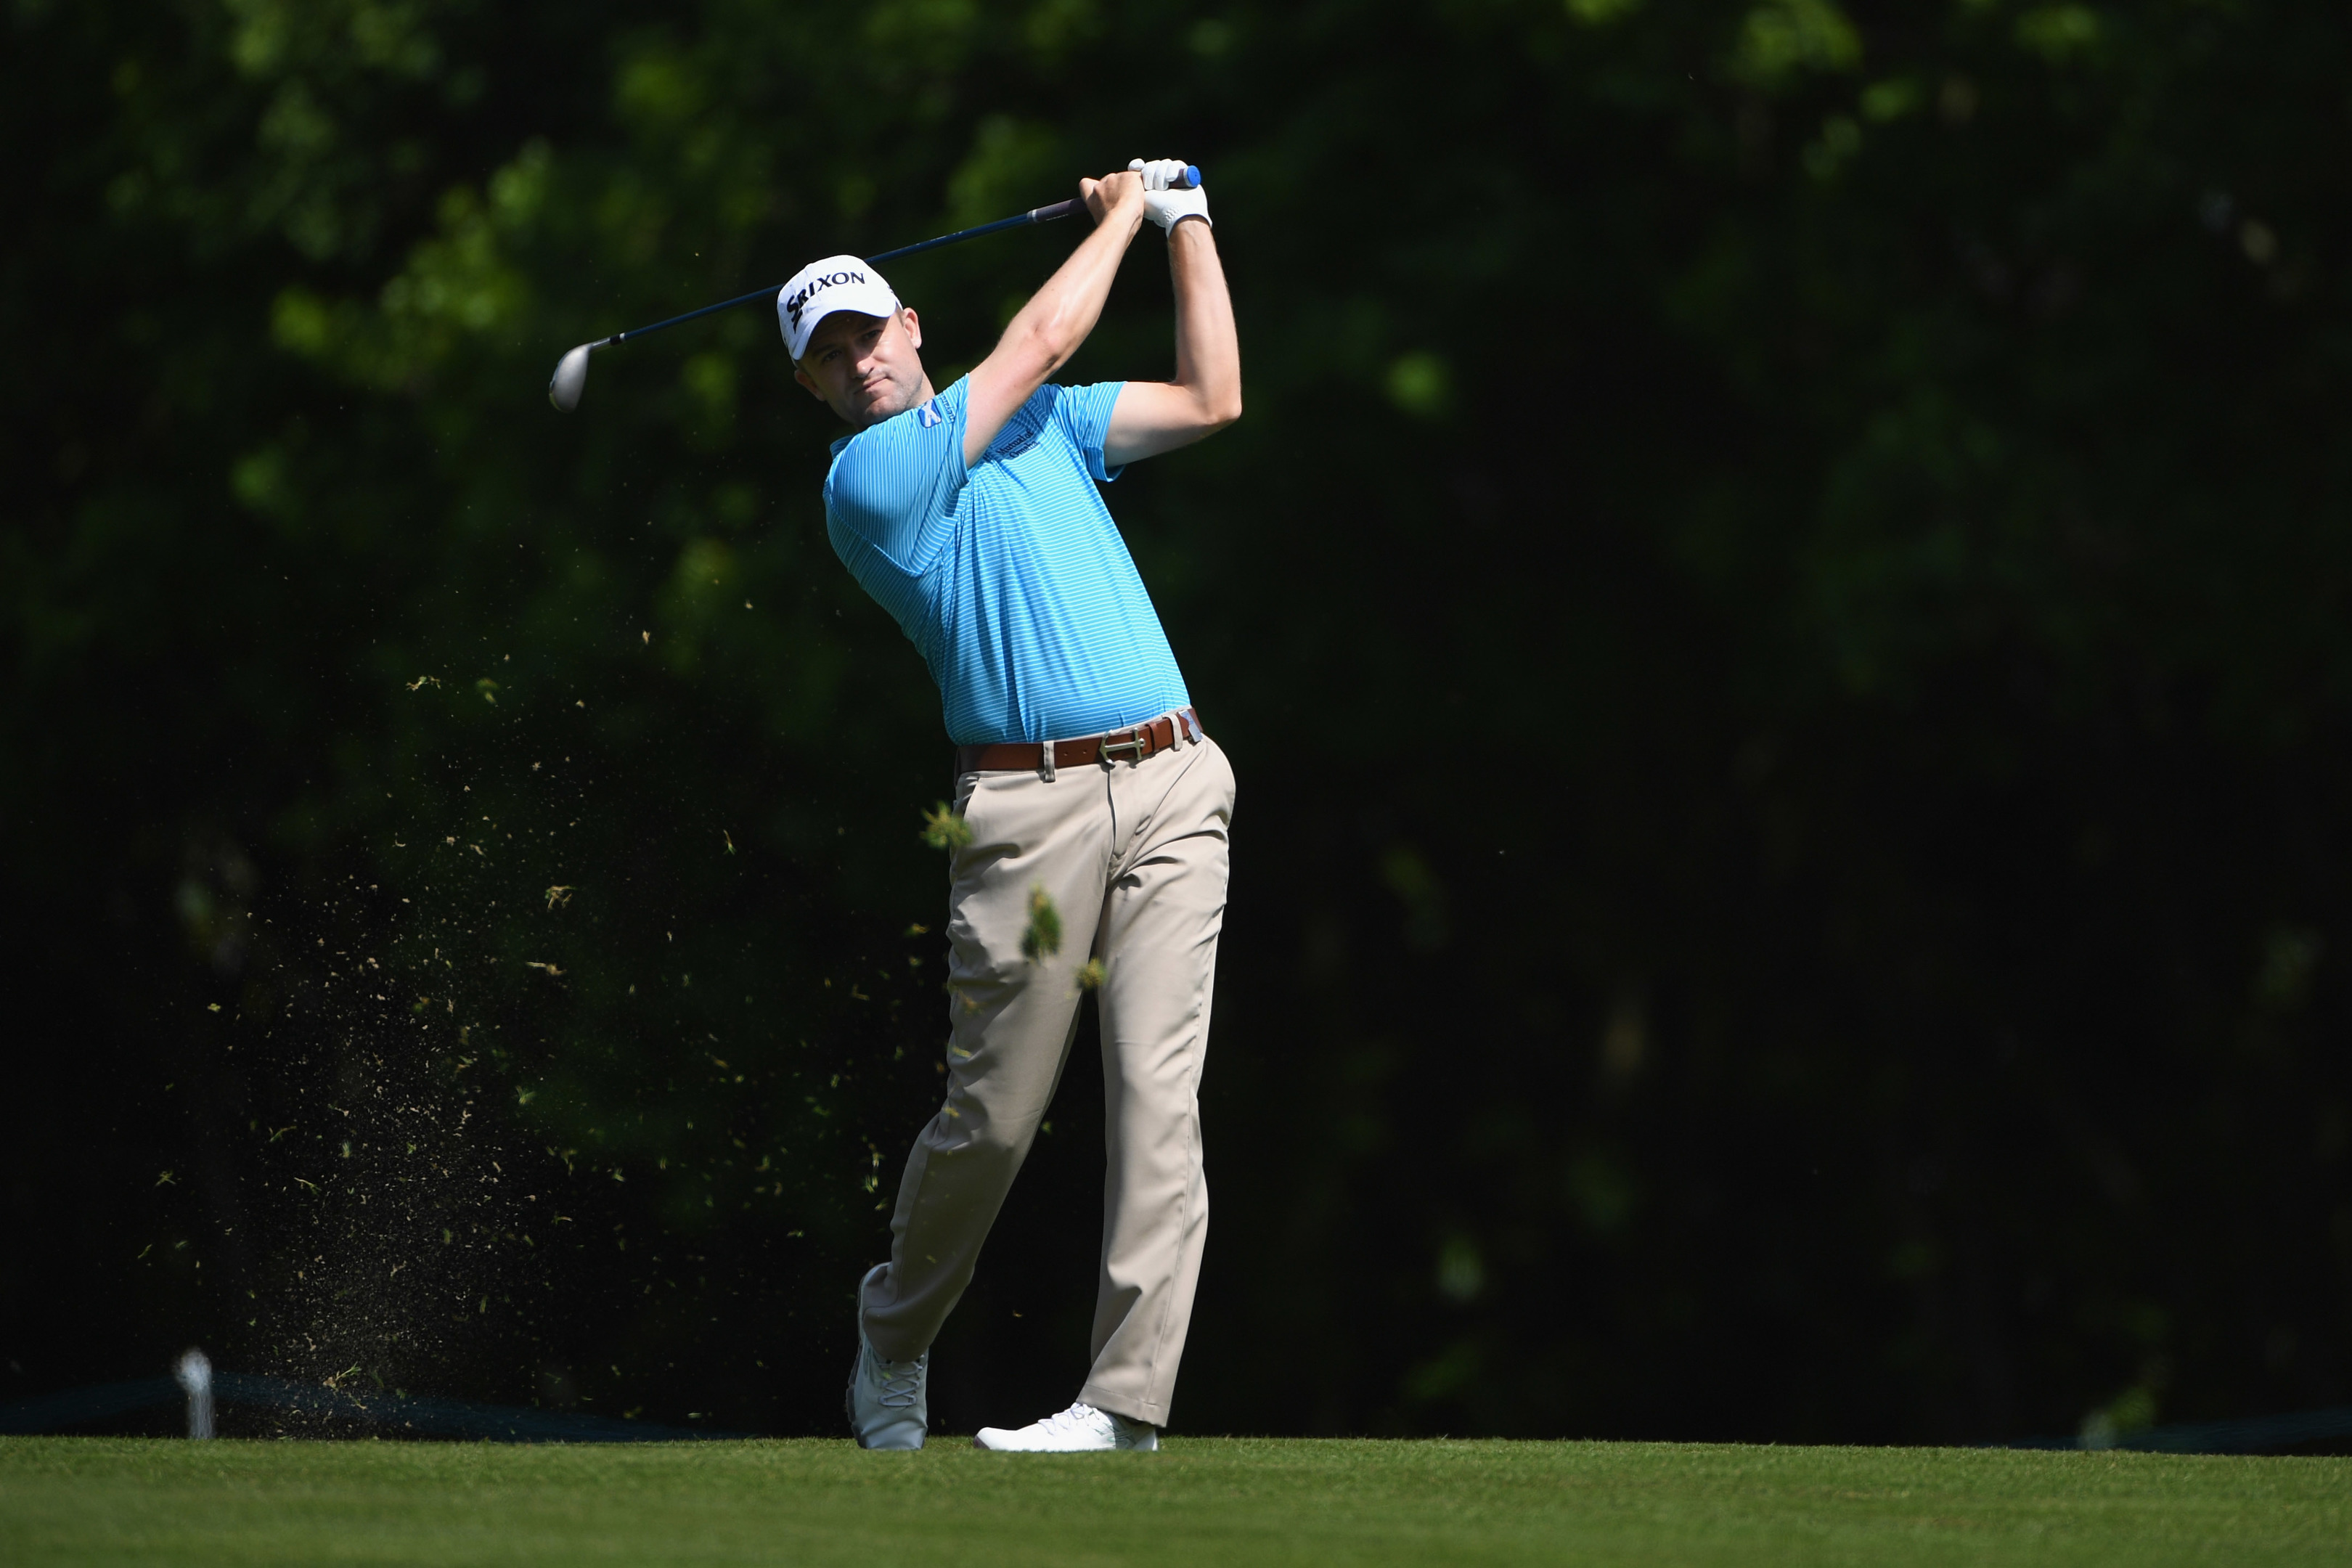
[{"xmin": 971, "ymin": 1434, "xmax": 1159, "ymax": 1452}]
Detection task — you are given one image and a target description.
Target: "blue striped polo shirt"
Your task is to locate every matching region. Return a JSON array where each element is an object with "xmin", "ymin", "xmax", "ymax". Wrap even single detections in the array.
[{"xmin": 822, "ymin": 377, "xmax": 1192, "ymax": 746}]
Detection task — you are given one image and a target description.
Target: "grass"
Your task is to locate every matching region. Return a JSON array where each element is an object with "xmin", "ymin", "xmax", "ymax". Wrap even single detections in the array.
[{"xmin": 2, "ymin": 1435, "xmax": 2348, "ymax": 1566}]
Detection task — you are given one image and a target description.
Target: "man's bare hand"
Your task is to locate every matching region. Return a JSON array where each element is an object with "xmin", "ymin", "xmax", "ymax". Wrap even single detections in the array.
[{"xmin": 1079, "ymin": 170, "xmax": 1148, "ymax": 226}]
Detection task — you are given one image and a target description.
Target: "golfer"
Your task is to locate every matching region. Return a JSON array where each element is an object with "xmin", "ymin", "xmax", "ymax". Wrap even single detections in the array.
[{"xmin": 780, "ymin": 159, "xmax": 1238, "ymax": 1452}]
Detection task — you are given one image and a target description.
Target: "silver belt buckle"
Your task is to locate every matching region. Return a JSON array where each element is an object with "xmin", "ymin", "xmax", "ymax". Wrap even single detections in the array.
[{"xmin": 1097, "ymin": 727, "xmax": 1151, "ymax": 765}]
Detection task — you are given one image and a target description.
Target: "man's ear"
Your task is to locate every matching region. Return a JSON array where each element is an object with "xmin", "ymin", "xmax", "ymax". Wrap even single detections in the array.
[
  {"xmin": 793, "ymin": 366, "xmax": 825, "ymax": 401},
  {"xmin": 901, "ymin": 307, "xmax": 923, "ymax": 350}
]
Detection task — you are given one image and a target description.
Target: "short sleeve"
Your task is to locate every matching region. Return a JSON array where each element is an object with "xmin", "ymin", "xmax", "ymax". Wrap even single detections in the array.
[
  {"xmin": 824, "ymin": 378, "xmax": 971, "ymax": 567},
  {"xmin": 1051, "ymin": 381, "xmax": 1127, "ymax": 484}
]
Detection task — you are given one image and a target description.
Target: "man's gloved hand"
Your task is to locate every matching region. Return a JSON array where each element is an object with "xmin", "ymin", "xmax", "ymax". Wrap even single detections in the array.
[{"xmin": 1128, "ymin": 158, "xmax": 1210, "ymax": 232}]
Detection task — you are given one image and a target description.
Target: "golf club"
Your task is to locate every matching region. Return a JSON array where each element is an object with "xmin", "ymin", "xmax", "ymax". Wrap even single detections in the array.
[{"xmin": 547, "ymin": 166, "xmax": 1202, "ymax": 412}]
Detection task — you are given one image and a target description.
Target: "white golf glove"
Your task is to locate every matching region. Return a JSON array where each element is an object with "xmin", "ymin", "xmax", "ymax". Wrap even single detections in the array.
[{"xmin": 1128, "ymin": 157, "xmax": 1210, "ymax": 232}]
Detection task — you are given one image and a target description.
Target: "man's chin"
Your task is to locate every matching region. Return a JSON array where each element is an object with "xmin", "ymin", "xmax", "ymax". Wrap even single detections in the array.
[{"xmin": 846, "ymin": 389, "xmax": 915, "ymax": 428}]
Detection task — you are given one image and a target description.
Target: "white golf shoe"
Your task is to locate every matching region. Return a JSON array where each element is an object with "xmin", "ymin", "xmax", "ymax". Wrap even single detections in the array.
[
  {"xmin": 972, "ymin": 1400, "xmax": 1159, "ymax": 1452},
  {"xmin": 844, "ymin": 1265, "xmax": 928, "ymax": 1450}
]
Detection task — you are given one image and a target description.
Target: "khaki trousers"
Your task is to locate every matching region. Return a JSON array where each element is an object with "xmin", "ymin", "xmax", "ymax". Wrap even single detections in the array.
[{"xmin": 859, "ymin": 719, "xmax": 1235, "ymax": 1428}]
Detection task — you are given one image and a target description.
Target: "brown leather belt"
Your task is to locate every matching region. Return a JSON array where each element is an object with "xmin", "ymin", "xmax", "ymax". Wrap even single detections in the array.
[{"xmin": 956, "ymin": 708, "xmax": 1202, "ymax": 776}]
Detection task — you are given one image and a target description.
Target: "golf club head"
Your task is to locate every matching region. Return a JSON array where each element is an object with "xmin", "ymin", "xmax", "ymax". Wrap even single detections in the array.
[{"xmin": 548, "ymin": 343, "xmax": 592, "ymax": 412}]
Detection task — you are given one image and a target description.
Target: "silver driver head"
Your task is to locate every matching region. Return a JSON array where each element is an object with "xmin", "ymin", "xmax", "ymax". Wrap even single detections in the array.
[{"xmin": 548, "ymin": 343, "xmax": 592, "ymax": 412}]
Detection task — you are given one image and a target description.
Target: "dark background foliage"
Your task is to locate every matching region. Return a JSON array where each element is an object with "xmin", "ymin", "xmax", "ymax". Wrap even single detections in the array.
[{"xmin": 7, "ymin": 0, "xmax": 2349, "ymax": 1443}]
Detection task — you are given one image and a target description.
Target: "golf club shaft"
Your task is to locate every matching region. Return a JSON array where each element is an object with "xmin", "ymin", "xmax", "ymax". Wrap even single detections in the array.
[
  {"xmin": 592, "ymin": 200, "xmax": 1085, "ymax": 354},
  {"xmin": 549, "ymin": 167, "xmax": 1201, "ymax": 409},
  {"xmin": 584, "ymin": 165, "xmax": 1199, "ymax": 353},
  {"xmin": 870, "ymin": 198, "xmax": 1079, "ymax": 265}
]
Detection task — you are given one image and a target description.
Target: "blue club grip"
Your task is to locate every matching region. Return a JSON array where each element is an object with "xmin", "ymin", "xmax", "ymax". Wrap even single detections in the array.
[{"xmin": 1130, "ymin": 161, "xmax": 1204, "ymax": 189}]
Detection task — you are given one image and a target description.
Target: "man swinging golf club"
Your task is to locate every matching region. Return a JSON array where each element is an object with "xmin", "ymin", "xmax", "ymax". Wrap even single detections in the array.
[{"xmin": 783, "ymin": 158, "xmax": 1238, "ymax": 1452}]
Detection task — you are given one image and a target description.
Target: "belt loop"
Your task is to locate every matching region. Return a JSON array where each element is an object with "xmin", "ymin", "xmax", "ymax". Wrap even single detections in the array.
[
  {"xmin": 1039, "ymin": 736, "xmax": 1055, "ymax": 783},
  {"xmin": 1180, "ymin": 707, "xmax": 1203, "ymax": 745}
]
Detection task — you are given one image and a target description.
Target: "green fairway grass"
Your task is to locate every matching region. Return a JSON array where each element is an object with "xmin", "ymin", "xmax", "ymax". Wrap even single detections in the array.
[{"xmin": 2, "ymin": 1435, "xmax": 2346, "ymax": 1567}]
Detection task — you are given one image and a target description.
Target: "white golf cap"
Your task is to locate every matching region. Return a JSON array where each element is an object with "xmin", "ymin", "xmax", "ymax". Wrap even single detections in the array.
[{"xmin": 777, "ymin": 254, "xmax": 901, "ymax": 361}]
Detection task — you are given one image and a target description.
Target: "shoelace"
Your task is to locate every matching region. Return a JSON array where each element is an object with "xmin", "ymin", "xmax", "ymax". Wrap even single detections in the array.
[
  {"xmin": 871, "ymin": 1352, "xmax": 926, "ymax": 1410},
  {"xmin": 1037, "ymin": 1401, "xmax": 1108, "ymax": 1436}
]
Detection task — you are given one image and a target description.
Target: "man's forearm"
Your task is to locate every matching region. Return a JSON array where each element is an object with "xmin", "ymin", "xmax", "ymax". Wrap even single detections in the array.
[
  {"xmin": 1167, "ymin": 221, "xmax": 1241, "ymax": 424},
  {"xmin": 964, "ymin": 178, "xmax": 1147, "ymax": 464},
  {"xmin": 1005, "ymin": 203, "xmax": 1145, "ymax": 369},
  {"xmin": 1096, "ymin": 217, "xmax": 1241, "ymax": 464}
]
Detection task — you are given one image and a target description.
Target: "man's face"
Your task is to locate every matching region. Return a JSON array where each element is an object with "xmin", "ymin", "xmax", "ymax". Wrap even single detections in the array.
[{"xmin": 793, "ymin": 307, "xmax": 928, "ymax": 428}]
